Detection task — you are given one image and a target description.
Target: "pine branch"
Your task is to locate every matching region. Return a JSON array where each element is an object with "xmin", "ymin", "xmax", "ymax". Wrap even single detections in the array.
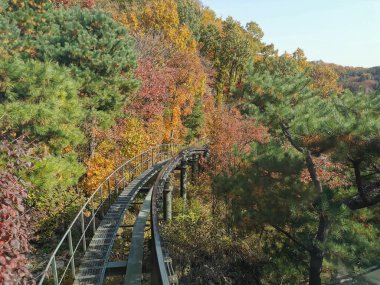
[
  {"xmin": 344, "ymin": 179, "xmax": 380, "ymax": 210},
  {"xmin": 349, "ymin": 158, "xmax": 369, "ymax": 204},
  {"xmin": 270, "ymin": 224, "xmax": 311, "ymax": 253},
  {"xmin": 342, "ymin": 157, "xmax": 380, "ymax": 210}
]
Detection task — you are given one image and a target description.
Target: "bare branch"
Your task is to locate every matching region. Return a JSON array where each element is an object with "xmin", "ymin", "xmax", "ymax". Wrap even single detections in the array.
[{"xmin": 280, "ymin": 123, "xmax": 303, "ymax": 153}]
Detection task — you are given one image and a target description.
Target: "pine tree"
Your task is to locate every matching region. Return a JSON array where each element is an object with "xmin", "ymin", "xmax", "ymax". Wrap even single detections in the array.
[
  {"xmin": 35, "ymin": 7, "xmax": 139, "ymax": 125},
  {"xmin": 0, "ymin": 58, "xmax": 86, "ymax": 240},
  {"xmin": 216, "ymin": 54, "xmax": 380, "ymax": 284},
  {"xmin": 1, "ymin": 0, "xmax": 139, "ymax": 154}
]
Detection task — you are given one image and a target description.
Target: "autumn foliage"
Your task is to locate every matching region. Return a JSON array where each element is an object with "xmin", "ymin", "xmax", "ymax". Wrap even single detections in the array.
[
  {"xmin": 206, "ymin": 107, "xmax": 267, "ymax": 175},
  {"xmin": 0, "ymin": 140, "xmax": 32, "ymax": 284},
  {"xmin": 0, "ymin": 173, "xmax": 31, "ymax": 284}
]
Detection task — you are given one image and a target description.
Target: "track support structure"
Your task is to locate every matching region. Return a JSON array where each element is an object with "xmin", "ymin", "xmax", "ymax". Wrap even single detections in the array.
[
  {"xmin": 179, "ymin": 159, "xmax": 187, "ymax": 202},
  {"xmin": 163, "ymin": 179, "xmax": 173, "ymax": 221}
]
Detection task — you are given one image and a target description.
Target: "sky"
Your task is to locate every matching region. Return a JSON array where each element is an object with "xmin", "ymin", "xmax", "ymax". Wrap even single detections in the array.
[{"xmin": 201, "ymin": 0, "xmax": 380, "ymax": 68}]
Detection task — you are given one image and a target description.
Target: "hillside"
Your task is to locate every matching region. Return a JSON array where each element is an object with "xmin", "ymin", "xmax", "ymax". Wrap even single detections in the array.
[{"xmin": 312, "ymin": 60, "xmax": 380, "ymax": 93}]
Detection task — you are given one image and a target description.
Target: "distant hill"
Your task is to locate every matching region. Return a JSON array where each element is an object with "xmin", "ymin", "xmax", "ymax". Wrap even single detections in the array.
[{"xmin": 311, "ymin": 61, "xmax": 380, "ymax": 93}]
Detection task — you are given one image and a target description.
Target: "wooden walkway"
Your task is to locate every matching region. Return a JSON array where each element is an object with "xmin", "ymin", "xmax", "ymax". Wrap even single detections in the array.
[{"xmin": 75, "ymin": 162, "xmax": 166, "ymax": 285}]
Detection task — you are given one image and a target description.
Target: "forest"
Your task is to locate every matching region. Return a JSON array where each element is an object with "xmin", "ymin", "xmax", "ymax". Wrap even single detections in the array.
[
  {"xmin": 312, "ymin": 61, "xmax": 380, "ymax": 94},
  {"xmin": 0, "ymin": 0, "xmax": 379, "ymax": 284}
]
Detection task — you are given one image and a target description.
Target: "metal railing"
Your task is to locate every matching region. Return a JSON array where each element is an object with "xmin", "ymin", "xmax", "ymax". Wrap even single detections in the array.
[
  {"xmin": 38, "ymin": 144, "xmax": 183, "ymax": 285},
  {"xmin": 150, "ymin": 146, "xmax": 208, "ymax": 285}
]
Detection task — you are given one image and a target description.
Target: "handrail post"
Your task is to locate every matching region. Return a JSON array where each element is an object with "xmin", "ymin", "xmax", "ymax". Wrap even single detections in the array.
[
  {"xmin": 91, "ymin": 197, "xmax": 96, "ymax": 234},
  {"xmin": 81, "ymin": 211, "xmax": 86, "ymax": 251},
  {"xmin": 51, "ymin": 256, "xmax": 59, "ymax": 285},
  {"xmin": 100, "ymin": 186, "xmax": 104, "ymax": 217},
  {"xmin": 68, "ymin": 229, "xmax": 75, "ymax": 278},
  {"xmin": 129, "ymin": 164, "xmax": 132, "ymax": 183},
  {"xmin": 122, "ymin": 166, "xmax": 126, "ymax": 191},
  {"xmin": 115, "ymin": 172, "xmax": 119, "ymax": 196},
  {"xmin": 108, "ymin": 179, "xmax": 111, "ymax": 208},
  {"xmin": 140, "ymin": 153, "xmax": 143, "ymax": 174}
]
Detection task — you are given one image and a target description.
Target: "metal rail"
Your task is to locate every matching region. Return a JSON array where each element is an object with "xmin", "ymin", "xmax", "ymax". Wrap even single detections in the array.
[
  {"xmin": 150, "ymin": 146, "xmax": 208, "ymax": 285},
  {"xmin": 38, "ymin": 144, "xmax": 183, "ymax": 285},
  {"xmin": 124, "ymin": 187, "xmax": 153, "ymax": 284}
]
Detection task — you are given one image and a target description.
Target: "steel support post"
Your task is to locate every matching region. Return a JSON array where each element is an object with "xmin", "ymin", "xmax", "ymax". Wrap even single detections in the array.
[
  {"xmin": 108, "ymin": 179, "xmax": 111, "ymax": 208},
  {"xmin": 68, "ymin": 229, "xmax": 75, "ymax": 278},
  {"xmin": 91, "ymin": 197, "xmax": 96, "ymax": 233},
  {"xmin": 115, "ymin": 173, "xmax": 118, "ymax": 196},
  {"xmin": 81, "ymin": 211, "xmax": 87, "ymax": 251},
  {"xmin": 191, "ymin": 154, "xmax": 199, "ymax": 183},
  {"xmin": 163, "ymin": 179, "xmax": 172, "ymax": 221},
  {"xmin": 51, "ymin": 256, "xmax": 59, "ymax": 285},
  {"xmin": 122, "ymin": 166, "xmax": 126, "ymax": 191},
  {"xmin": 140, "ymin": 154, "xmax": 143, "ymax": 174},
  {"xmin": 180, "ymin": 159, "xmax": 187, "ymax": 202},
  {"xmin": 100, "ymin": 186, "xmax": 104, "ymax": 218}
]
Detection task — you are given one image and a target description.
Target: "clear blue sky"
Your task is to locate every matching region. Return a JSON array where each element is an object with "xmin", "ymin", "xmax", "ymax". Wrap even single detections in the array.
[{"xmin": 201, "ymin": 0, "xmax": 380, "ymax": 67}]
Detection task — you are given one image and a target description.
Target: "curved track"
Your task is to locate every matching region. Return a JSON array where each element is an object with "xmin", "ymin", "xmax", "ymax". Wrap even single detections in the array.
[
  {"xmin": 38, "ymin": 144, "xmax": 208, "ymax": 285},
  {"xmin": 150, "ymin": 147, "xmax": 208, "ymax": 285}
]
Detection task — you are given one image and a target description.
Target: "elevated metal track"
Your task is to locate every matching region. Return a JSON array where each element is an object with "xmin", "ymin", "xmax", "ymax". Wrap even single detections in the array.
[
  {"xmin": 150, "ymin": 147, "xmax": 208, "ymax": 285},
  {"xmin": 38, "ymin": 144, "xmax": 208, "ymax": 285},
  {"xmin": 76, "ymin": 162, "xmax": 166, "ymax": 284}
]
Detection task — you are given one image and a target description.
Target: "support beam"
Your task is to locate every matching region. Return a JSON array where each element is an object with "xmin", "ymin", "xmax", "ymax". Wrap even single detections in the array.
[
  {"xmin": 163, "ymin": 179, "xmax": 172, "ymax": 221},
  {"xmin": 180, "ymin": 159, "xmax": 187, "ymax": 202},
  {"xmin": 139, "ymin": 186, "xmax": 151, "ymax": 194},
  {"xmin": 106, "ymin": 261, "xmax": 128, "ymax": 276},
  {"xmin": 190, "ymin": 154, "xmax": 199, "ymax": 183}
]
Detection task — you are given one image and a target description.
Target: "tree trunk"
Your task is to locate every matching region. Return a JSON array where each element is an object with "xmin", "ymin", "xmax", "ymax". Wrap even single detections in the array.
[
  {"xmin": 309, "ymin": 246, "xmax": 323, "ymax": 285},
  {"xmin": 89, "ymin": 129, "xmax": 96, "ymax": 157},
  {"xmin": 281, "ymin": 128, "xmax": 329, "ymax": 284},
  {"xmin": 305, "ymin": 152, "xmax": 328, "ymax": 285},
  {"xmin": 309, "ymin": 214, "xmax": 328, "ymax": 285}
]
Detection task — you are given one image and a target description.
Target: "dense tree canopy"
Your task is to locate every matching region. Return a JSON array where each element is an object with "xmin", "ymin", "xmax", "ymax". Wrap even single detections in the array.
[{"xmin": 0, "ymin": 0, "xmax": 379, "ymax": 284}]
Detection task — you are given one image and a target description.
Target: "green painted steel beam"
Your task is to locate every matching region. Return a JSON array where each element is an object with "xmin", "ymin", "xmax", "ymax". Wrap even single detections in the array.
[{"xmin": 124, "ymin": 188, "xmax": 153, "ymax": 285}]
